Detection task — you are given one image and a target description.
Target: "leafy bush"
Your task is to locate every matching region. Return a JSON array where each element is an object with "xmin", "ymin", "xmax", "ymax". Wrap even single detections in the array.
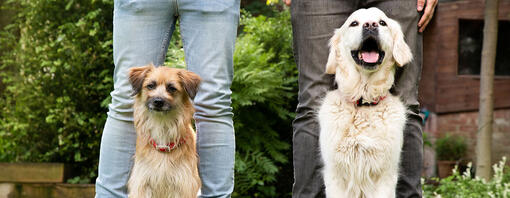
[
  {"xmin": 0, "ymin": 0, "xmax": 114, "ymax": 183},
  {"xmin": 0, "ymin": 0, "xmax": 296, "ymax": 196},
  {"xmin": 423, "ymin": 157, "xmax": 510, "ymax": 198},
  {"xmin": 231, "ymin": 10, "xmax": 295, "ymax": 197},
  {"xmin": 435, "ymin": 133, "xmax": 468, "ymax": 161}
]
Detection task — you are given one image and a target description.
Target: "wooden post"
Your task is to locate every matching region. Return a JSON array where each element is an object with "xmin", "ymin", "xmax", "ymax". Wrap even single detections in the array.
[{"xmin": 475, "ymin": 0, "xmax": 498, "ymax": 180}]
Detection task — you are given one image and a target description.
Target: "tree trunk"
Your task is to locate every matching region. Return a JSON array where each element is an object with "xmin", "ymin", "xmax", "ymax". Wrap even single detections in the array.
[{"xmin": 475, "ymin": 0, "xmax": 498, "ymax": 180}]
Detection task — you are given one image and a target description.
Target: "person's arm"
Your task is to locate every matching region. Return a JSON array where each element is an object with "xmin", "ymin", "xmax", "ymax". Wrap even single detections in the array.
[{"xmin": 417, "ymin": 0, "xmax": 438, "ymax": 32}]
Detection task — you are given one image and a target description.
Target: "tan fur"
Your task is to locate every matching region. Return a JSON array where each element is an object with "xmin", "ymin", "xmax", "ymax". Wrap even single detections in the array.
[
  {"xmin": 319, "ymin": 8, "xmax": 413, "ymax": 198},
  {"xmin": 127, "ymin": 64, "xmax": 201, "ymax": 198}
]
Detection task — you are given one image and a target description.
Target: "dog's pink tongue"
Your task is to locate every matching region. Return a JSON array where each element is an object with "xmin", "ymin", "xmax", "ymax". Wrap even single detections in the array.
[{"xmin": 361, "ymin": 51, "xmax": 379, "ymax": 63}]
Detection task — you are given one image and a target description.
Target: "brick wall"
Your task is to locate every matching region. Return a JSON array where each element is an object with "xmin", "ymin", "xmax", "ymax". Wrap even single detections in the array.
[
  {"xmin": 419, "ymin": 0, "xmax": 510, "ymax": 113},
  {"xmin": 425, "ymin": 108, "xmax": 510, "ymax": 165}
]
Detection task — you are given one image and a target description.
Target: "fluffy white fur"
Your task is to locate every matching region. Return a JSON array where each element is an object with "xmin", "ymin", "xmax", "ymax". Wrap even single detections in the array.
[{"xmin": 319, "ymin": 8, "xmax": 413, "ymax": 198}]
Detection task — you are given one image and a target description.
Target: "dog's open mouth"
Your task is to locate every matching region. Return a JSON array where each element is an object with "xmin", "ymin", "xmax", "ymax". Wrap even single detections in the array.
[{"xmin": 351, "ymin": 37, "xmax": 385, "ymax": 69}]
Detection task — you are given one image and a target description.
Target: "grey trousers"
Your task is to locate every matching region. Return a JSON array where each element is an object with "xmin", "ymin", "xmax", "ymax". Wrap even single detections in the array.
[{"xmin": 290, "ymin": 0, "xmax": 423, "ymax": 197}]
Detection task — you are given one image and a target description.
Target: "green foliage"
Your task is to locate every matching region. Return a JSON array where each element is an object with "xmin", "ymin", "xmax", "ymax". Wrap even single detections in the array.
[
  {"xmin": 423, "ymin": 132, "xmax": 433, "ymax": 148},
  {"xmin": 423, "ymin": 157, "xmax": 510, "ymax": 198},
  {"xmin": 231, "ymin": 9, "xmax": 295, "ymax": 197},
  {"xmin": 164, "ymin": 22, "xmax": 186, "ymax": 69},
  {"xmin": 0, "ymin": 0, "xmax": 113, "ymax": 182},
  {"xmin": 435, "ymin": 133, "xmax": 468, "ymax": 161},
  {"xmin": 243, "ymin": 1, "xmax": 279, "ymax": 17}
]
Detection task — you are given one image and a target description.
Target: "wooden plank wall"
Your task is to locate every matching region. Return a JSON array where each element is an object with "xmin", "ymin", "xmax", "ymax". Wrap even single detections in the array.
[
  {"xmin": 0, "ymin": 163, "xmax": 65, "ymax": 183},
  {"xmin": 419, "ymin": 0, "xmax": 510, "ymax": 113}
]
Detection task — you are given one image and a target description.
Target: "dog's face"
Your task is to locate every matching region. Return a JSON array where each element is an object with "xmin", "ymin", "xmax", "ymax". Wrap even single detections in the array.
[
  {"xmin": 326, "ymin": 7, "xmax": 413, "ymax": 74},
  {"xmin": 128, "ymin": 64, "xmax": 201, "ymax": 112}
]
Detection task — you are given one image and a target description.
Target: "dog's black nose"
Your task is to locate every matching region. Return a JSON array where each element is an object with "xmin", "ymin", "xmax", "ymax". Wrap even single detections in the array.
[
  {"xmin": 153, "ymin": 98, "xmax": 165, "ymax": 108},
  {"xmin": 362, "ymin": 22, "xmax": 378, "ymax": 39},
  {"xmin": 363, "ymin": 22, "xmax": 378, "ymax": 31}
]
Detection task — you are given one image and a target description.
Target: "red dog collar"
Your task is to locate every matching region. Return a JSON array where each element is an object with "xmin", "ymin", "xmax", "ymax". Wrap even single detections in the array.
[
  {"xmin": 149, "ymin": 138, "xmax": 186, "ymax": 152},
  {"xmin": 355, "ymin": 96, "xmax": 387, "ymax": 107}
]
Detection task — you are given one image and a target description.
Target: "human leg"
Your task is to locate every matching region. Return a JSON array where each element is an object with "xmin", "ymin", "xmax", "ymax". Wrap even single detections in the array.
[
  {"xmin": 290, "ymin": 1, "xmax": 359, "ymax": 197},
  {"xmin": 364, "ymin": 0, "xmax": 424, "ymax": 197},
  {"xmin": 95, "ymin": 1, "xmax": 176, "ymax": 197},
  {"xmin": 178, "ymin": 1, "xmax": 240, "ymax": 197}
]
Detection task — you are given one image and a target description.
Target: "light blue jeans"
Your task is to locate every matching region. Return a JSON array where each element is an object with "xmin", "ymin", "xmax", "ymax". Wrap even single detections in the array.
[{"xmin": 95, "ymin": 0, "xmax": 240, "ymax": 197}]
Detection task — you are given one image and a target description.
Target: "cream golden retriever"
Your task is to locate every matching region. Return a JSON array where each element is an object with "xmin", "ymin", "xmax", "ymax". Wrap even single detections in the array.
[
  {"xmin": 127, "ymin": 64, "xmax": 201, "ymax": 198},
  {"xmin": 318, "ymin": 8, "xmax": 413, "ymax": 198}
]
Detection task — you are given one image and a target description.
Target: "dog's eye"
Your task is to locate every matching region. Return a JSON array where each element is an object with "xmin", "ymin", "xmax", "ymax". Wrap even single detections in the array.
[
  {"xmin": 379, "ymin": 20, "xmax": 387, "ymax": 26},
  {"xmin": 146, "ymin": 82, "xmax": 156, "ymax": 90},
  {"xmin": 350, "ymin": 21, "xmax": 359, "ymax": 27},
  {"xmin": 167, "ymin": 85, "xmax": 177, "ymax": 93}
]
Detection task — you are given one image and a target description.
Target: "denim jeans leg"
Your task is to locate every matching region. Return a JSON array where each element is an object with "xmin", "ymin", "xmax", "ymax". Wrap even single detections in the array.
[
  {"xmin": 95, "ymin": 1, "xmax": 176, "ymax": 197},
  {"xmin": 178, "ymin": 1, "xmax": 240, "ymax": 197},
  {"xmin": 96, "ymin": 118, "xmax": 137, "ymax": 198}
]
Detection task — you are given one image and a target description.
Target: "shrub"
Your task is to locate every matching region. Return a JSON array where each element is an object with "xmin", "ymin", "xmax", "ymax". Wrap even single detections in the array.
[
  {"xmin": 0, "ymin": 0, "xmax": 114, "ymax": 183},
  {"xmin": 435, "ymin": 133, "xmax": 468, "ymax": 161},
  {"xmin": 423, "ymin": 157, "xmax": 510, "ymax": 198},
  {"xmin": 232, "ymin": 10, "xmax": 296, "ymax": 198}
]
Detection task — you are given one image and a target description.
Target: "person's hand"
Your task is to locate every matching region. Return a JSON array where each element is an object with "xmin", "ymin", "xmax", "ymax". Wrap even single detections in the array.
[
  {"xmin": 417, "ymin": 0, "xmax": 438, "ymax": 32},
  {"xmin": 284, "ymin": 0, "xmax": 291, "ymax": 6}
]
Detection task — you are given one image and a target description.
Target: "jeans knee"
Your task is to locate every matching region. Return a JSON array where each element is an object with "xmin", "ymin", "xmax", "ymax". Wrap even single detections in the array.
[{"xmin": 193, "ymin": 88, "xmax": 233, "ymax": 119}]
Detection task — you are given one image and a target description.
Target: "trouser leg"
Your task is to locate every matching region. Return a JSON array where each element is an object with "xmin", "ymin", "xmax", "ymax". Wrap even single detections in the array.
[
  {"xmin": 95, "ymin": 1, "xmax": 176, "ymax": 197},
  {"xmin": 290, "ymin": 1, "xmax": 358, "ymax": 197},
  {"xmin": 178, "ymin": 1, "xmax": 240, "ymax": 197},
  {"xmin": 364, "ymin": 0, "xmax": 424, "ymax": 197},
  {"xmin": 96, "ymin": 118, "xmax": 137, "ymax": 198}
]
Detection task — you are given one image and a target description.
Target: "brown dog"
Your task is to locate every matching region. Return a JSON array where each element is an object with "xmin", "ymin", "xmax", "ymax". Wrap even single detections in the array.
[{"xmin": 127, "ymin": 64, "xmax": 201, "ymax": 198}]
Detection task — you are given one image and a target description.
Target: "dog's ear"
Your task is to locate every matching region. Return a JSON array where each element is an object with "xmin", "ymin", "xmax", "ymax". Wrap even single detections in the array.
[
  {"xmin": 178, "ymin": 70, "xmax": 202, "ymax": 100},
  {"xmin": 389, "ymin": 19, "xmax": 413, "ymax": 67},
  {"xmin": 325, "ymin": 29, "xmax": 342, "ymax": 74},
  {"xmin": 128, "ymin": 64, "xmax": 154, "ymax": 96}
]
